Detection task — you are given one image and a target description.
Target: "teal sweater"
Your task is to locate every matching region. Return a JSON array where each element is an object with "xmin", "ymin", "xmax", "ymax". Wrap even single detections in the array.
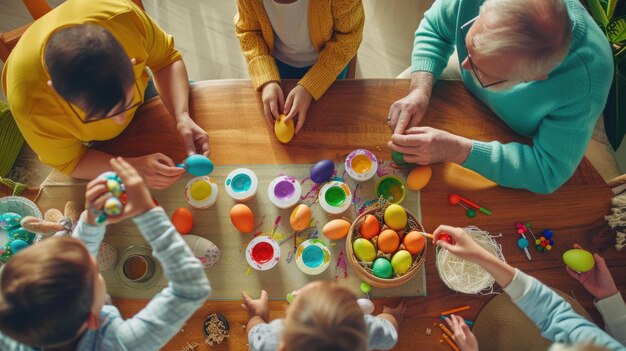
[{"xmin": 411, "ymin": 0, "xmax": 614, "ymax": 193}]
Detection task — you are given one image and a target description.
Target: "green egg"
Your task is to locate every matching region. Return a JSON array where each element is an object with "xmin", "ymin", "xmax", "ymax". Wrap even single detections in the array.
[
  {"xmin": 372, "ymin": 257, "xmax": 393, "ymax": 279},
  {"xmin": 391, "ymin": 151, "xmax": 407, "ymax": 166},
  {"xmin": 563, "ymin": 249, "xmax": 595, "ymax": 273}
]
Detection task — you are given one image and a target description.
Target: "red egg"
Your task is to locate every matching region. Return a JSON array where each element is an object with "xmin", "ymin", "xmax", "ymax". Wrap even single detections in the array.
[
  {"xmin": 435, "ymin": 232, "xmax": 455, "ymax": 245},
  {"xmin": 172, "ymin": 208, "xmax": 193, "ymax": 234}
]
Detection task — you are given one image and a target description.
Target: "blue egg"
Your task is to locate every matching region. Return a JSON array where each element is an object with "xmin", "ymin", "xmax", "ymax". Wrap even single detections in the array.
[
  {"xmin": 10, "ymin": 240, "xmax": 29, "ymax": 254},
  {"xmin": 310, "ymin": 160, "xmax": 334, "ymax": 184},
  {"xmin": 0, "ymin": 212, "xmax": 22, "ymax": 230},
  {"xmin": 182, "ymin": 155, "xmax": 214, "ymax": 176},
  {"xmin": 8, "ymin": 227, "xmax": 36, "ymax": 244}
]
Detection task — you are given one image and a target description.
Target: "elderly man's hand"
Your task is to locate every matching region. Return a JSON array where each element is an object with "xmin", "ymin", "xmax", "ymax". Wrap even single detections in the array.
[
  {"xmin": 387, "ymin": 126, "xmax": 472, "ymax": 164},
  {"xmin": 387, "ymin": 92, "xmax": 430, "ymax": 135}
]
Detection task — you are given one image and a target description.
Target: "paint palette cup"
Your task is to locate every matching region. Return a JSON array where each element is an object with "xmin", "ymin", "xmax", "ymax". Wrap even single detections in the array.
[
  {"xmin": 375, "ymin": 175, "xmax": 406, "ymax": 204},
  {"xmin": 122, "ymin": 254, "xmax": 155, "ymax": 283},
  {"xmin": 225, "ymin": 168, "xmax": 258, "ymax": 202},
  {"xmin": 319, "ymin": 181, "xmax": 353, "ymax": 214},
  {"xmin": 295, "ymin": 239, "xmax": 331, "ymax": 275},
  {"xmin": 345, "ymin": 149, "xmax": 378, "ymax": 182},
  {"xmin": 267, "ymin": 175, "xmax": 302, "ymax": 209},
  {"xmin": 245, "ymin": 236, "xmax": 281, "ymax": 271},
  {"xmin": 185, "ymin": 176, "xmax": 219, "ymax": 209}
]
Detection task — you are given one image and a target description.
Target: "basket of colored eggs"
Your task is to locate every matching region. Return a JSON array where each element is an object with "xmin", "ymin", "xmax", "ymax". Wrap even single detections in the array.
[{"xmin": 346, "ymin": 202, "xmax": 426, "ymax": 288}]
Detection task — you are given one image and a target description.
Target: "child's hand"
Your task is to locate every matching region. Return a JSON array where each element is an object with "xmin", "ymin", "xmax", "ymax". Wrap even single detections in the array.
[
  {"xmin": 445, "ymin": 314, "xmax": 478, "ymax": 351},
  {"xmin": 284, "ymin": 85, "xmax": 312, "ymax": 134},
  {"xmin": 382, "ymin": 301, "xmax": 406, "ymax": 325},
  {"xmin": 84, "ymin": 177, "xmax": 112, "ymax": 225},
  {"xmin": 241, "ymin": 290, "xmax": 269, "ymax": 322},
  {"xmin": 566, "ymin": 244, "xmax": 619, "ymax": 300},
  {"xmin": 433, "ymin": 225, "xmax": 489, "ymax": 263},
  {"xmin": 261, "ymin": 82, "xmax": 284, "ymax": 128}
]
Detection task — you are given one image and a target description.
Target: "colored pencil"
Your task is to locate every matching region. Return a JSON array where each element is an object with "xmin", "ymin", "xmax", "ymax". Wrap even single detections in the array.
[
  {"xmin": 440, "ymin": 305, "xmax": 470, "ymax": 315},
  {"xmin": 440, "ymin": 315, "xmax": 474, "ymax": 325},
  {"xmin": 442, "ymin": 334, "xmax": 460, "ymax": 351},
  {"xmin": 438, "ymin": 323, "xmax": 454, "ymax": 339}
]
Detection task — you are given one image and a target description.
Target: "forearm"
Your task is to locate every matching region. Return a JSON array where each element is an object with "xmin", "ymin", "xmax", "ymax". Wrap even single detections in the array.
[
  {"xmin": 152, "ymin": 60, "xmax": 190, "ymax": 123},
  {"xmin": 407, "ymin": 71, "xmax": 435, "ymax": 103},
  {"xmin": 376, "ymin": 313, "xmax": 399, "ymax": 331},
  {"xmin": 247, "ymin": 316, "xmax": 267, "ymax": 331},
  {"xmin": 69, "ymin": 148, "xmax": 116, "ymax": 179},
  {"xmin": 72, "ymin": 211, "xmax": 107, "ymax": 257}
]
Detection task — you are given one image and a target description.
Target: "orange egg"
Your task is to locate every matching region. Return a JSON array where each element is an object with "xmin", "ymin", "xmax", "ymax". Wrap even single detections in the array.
[
  {"xmin": 290, "ymin": 204, "xmax": 311, "ymax": 231},
  {"xmin": 358, "ymin": 214, "xmax": 380, "ymax": 239},
  {"xmin": 377, "ymin": 229, "xmax": 400, "ymax": 254},
  {"xmin": 403, "ymin": 231, "xmax": 425, "ymax": 255},
  {"xmin": 407, "ymin": 165, "xmax": 432, "ymax": 191},
  {"xmin": 172, "ymin": 208, "xmax": 193, "ymax": 234},
  {"xmin": 322, "ymin": 219, "xmax": 351, "ymax": 240},
  {"xmin": 230, "ymin": 204, "xmax": 255, "ymax": 233}
]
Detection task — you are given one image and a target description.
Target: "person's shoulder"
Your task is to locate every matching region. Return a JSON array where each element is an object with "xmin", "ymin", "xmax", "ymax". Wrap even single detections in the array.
[{"xmin": 248, "ymin": 319, "xmax": 284, "ymax": 351}]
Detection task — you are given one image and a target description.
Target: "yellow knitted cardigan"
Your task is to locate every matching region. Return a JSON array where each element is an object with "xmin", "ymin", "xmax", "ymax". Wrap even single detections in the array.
[{"xmin": 234, "ymin": 0, "xmax": 364, "ymax": 100}]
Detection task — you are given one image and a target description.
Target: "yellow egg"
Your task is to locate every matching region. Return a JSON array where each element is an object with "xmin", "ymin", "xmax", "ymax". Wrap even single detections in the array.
[
  {"xmin": 391, "ymin": 250, "xmax": 413, "ymax": 275},
  {"xmin": 230, "ymin": 204, "xmax": 255, "ymax": 233},
  {"xmin": 190, "ymin": 181, "xmax": 212, "ymax": 201},
  {"xmin": 377, "ymin": 229, "xmax": 400, "ymax": 254},
  {"xmin": 274, "ymin": 114, "xmax": 295, "ymax": 143},
  {"xmin": 353, "ymin": 238, "xmax": 376, "ymax": 262},
  {"xmin": 290, "ymin": 204, "xmax": 311, "ymax": 231},
  {"xmin": 322, "ymin": 219, "xmax": 351, "ymax": 240},
  {"xmin": 384, "ymin": 204, "xmax": 407, "ymax": 230},
  {"xmin": 563, "ymin": 249, "xmax": 595, "ymax": 273},
  {"xmin": 358, "ymin": 214, "xmax": 380, "ymax": 239},
  {"xmin": 407, "ymin": 165, "xmax": 432, "ymax": 191}
]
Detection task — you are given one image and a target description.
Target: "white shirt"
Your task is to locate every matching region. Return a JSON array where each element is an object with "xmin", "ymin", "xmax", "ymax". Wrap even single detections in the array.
[{"xmin": 263, "ymin": 0, "xmax": 319, "ymax": 67}]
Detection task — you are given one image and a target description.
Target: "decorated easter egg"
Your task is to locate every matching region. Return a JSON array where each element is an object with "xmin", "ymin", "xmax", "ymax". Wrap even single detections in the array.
[
  {"xmin": 391, "ymin": 150, "xmax": 407, "ymax": 166},
  {"xmin": 9, "ymin": 240, "xmax": 28, "ymax": 254},
  {"xmin": 98, "ymin": 242, "xmax": 118, "ymax": 272},
  {"xmin": 310, "ymin": 160, "xmax": 335, "ymax": 184},
  {"xmin": 377, "ymin": 229, "xmax": 400, "ymax": 254},
  {"xmin": 322, "ymin": 219, "xmax": 351, "ymax": 240},
  {"xmin": 384, "ymin": 204, "xmax": 407, "ymax": 231},
  {"xmin": 274, "ymin": 114, "xmax": 295, "ymax": 143},
  {"xmin": 0, "ymin": 243, "xmax": 12, "ymax": 263},
  {"xmin": 391, "ymin": 250, "xmax": 412, "ymax": 275},
  {"xmin": 372, "ymin": 257, "xmax": 393, "ymax": 278},
  {"xmin": 358, "ymin": 214, "xmax": 380, "ymax": 239},
  {"xmin": 106, "ymin": 179, "xmax": 124, "ymax": 197},
  {"xmin": 230, "ymin": 204, "xmax": 255, "ymax": 234},
  {"xmin": 8, "ymin": 227, "xmax": 36, "ymax": 244},
  {"xmin": 563, "ymin": 249, "xmax": 595, "ymax": 273},
  {"xmin": 181, "ymin": 154, "xmax": 214, "ymax": 176},
  {"xmin": 407, "ymin": 166, "xmax": 432, "ymax": 191},
  {"xmin": 290, "ymin": 204, "xmax": 311, "ymax": 231},
  {"xmin": 0, "ymin": 212, "xmax": 22, "ymax": 230},
  {"xmin": 435, "ymin": 232, "xmax": 455, "ymax": 245},
  {"xmin": 172, "ymin": 208, "xmax": 193, "ymax": 234},
  {"xmin": 403, "ymin": 231, "xmax": 425, "ymax": 255},
  {"xmin": 183, "ymin": 235, "xmax": 221, "ymax": 268},
  {"xmin": 103, "ymin": 197, "xmax": 123, "ymax": 217},
  {"xmin": 353, "ymin": 238, "xmax": 376, "ymax": 262}
]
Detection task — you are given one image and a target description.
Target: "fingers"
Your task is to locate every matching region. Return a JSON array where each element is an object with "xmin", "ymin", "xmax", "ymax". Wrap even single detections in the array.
[
  {"xmin": 284, "ymin": 92, "xmax": 293, "ymax": 118},
  {"xmin": 269, "ymin": 99, "xmax": 281, "ymax": 121},
  {"xmin": 261, "ymin": 290, "xmax": 268, "ymax": 302},
  {"xmin": 242, "ymin": 291, "xmax": 251, "ymax": 303},
  {"xmin": 153, "ymin": 159, "xmax": 185, "ymax": 178},
  {"xmin": 387, "ymin": 107, "xmax": 399, "ymax": 132},
  {"xmin": 394, "ymin": 109, "xmax": 413, "ymax": 135},
  {"xmin": 181, "ymin": 129, "xmax": 196, "ymax": 157},
  {"xmin": 565, "ymin": 266, "xmax": 582, "ymax": 280},
  {"xmin": 294, "ymin": 111, "xmax": 306, "ymax": 134},
  {"xmin": 263, "ymin": 102, "xmax": 275, "ymax": 128}
]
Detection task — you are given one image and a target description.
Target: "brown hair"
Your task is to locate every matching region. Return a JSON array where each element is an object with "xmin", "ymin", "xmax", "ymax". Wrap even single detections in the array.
[
  {"xmin": 0, "ymin": 237, "xmax": 94, "ymax": 346},
  {"xmin": 283, "ymin": 281, "xmax": 368, "ymax": 351}
]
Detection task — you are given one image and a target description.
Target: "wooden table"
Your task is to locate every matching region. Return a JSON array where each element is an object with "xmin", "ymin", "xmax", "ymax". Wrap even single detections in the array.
[{"xmin": 89, "ymin": 79, "xmax": 624, "ymax": 350}]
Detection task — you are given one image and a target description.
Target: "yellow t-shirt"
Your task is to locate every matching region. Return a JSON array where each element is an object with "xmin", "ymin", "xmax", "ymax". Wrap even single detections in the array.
[{"xmin": 1, "ymin": 0, "xmax": 182, "ymax": 175}]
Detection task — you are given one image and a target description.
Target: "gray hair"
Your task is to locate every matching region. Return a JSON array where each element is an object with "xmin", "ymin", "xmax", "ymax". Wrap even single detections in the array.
[
  {"xmin": 549, "ymin": 343, "xmax": 612, "ymax": 351},
  {"xmin": 473, "ymin": 0, "xmax": 572, "ymax": 81}
]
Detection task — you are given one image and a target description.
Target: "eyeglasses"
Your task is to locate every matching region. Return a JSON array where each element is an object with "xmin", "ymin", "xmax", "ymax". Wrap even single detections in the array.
[
  {"xmin": 66, "ymin": 81, "xmax": 142, "ymax": 124},
  {"xmin": 460, "ymin": 16, "xmax": 508, "ymax": 88}
]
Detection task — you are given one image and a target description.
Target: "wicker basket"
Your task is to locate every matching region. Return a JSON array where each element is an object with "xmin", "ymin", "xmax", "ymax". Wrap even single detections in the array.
[
  {"xmin": 0, "ymin": 196, "xmax": 42, "ymax": 218},
  {"xmin": 346, "ymin": 203, "xmax": 426, "ymax": 288}
]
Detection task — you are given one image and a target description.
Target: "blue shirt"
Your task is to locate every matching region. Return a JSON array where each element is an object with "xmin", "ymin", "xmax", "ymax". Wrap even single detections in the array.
[
  {"xmin": 0, "ymin": 208, "xmax": 211, "ymax": 351},
  {"xmin": 412, "ymin": 0, "xmax": 613, "ymax": 193}
]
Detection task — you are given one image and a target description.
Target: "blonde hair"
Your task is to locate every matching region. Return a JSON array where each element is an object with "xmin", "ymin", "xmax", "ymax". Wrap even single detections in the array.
[
  {"xmin": 283, "ymin": 281, "xmax": 368, "ymax": 351},
  {"xmin": 0, "ymin": 237, "xmax": 94, "ymax": 346},
  {"xmin": 474, "ymin": 0, "xmax": 572, "ymax": 80}
]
